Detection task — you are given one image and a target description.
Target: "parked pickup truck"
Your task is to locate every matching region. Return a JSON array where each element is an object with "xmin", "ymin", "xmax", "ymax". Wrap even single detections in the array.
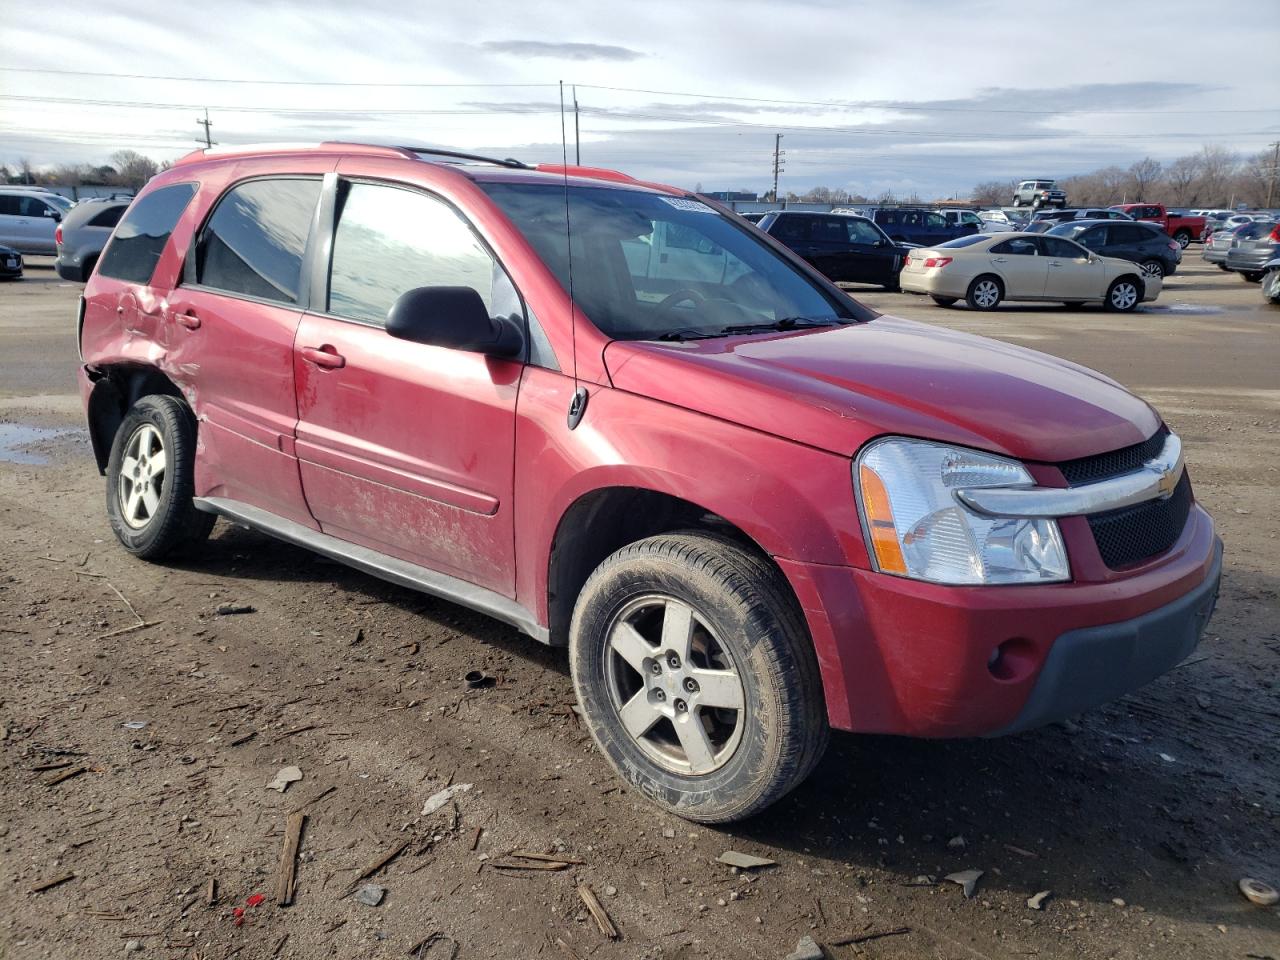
[{"xmin": 1108, "ymin": 204, "xmax": 1206, "ymax": 249}]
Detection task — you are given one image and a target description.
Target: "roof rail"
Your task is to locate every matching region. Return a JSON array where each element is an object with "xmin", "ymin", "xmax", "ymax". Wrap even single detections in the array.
[
  {"xmin": 390, "ymin": 146, "xmax": 531, "ymax": 170},
  {"xmin": 171, "ymin": 141, "xmax": 532, "ymax": 170},
  {"xmin": 535, "ymin": 163, "xmax": 636, "ymax": 184}
]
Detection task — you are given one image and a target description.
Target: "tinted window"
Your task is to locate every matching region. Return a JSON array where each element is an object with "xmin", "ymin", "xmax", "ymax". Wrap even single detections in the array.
[
  {"xmin": 98, "ymin": 183, "xmax": 197, "ymax": 284},
  {"xmin": 328, "ymin": 182, "xmax": 516, "ymax": 326},
  {"xmin": 1042, "ymin": 236, "xmax": 1087, "ymax": 259},
  {"xmin": 991, "ymin": 238, "xmax": 1038, "ymax": 256},
  {"xmin": 482, "ymin": 182, "xmax": 851, "ymax": 341},
  {"xmin": 1111, "ymin": 224, "xmax": 1152, "ymax": 244},
  {"xmin": 771, "ymin": 215, "xmax": 811, "ymax": 242},
  {"xmin": 938, "ymin": 234, "xmax": 989, "ymax": 249},
  {"xmin": 844, "ymin": 218, "xmax": 886, "ymax": 245},
  {"xmin": 925, "ymin": 213, "xmax": 947, "ymax": 229},
  {"xmin": 88, "ymin": 206, "xmax": 126, "ymax": 229},
  {"xmin": 0, "ymin": 196, "xmax": 19, "ymax": 216},
  {"xmin": 197, "ymin": 178, "xmax": 320, "ymax": 304},
  {"xmin": 1074, "ymin": 227, "xmax": 1107, "ymax": 248}
]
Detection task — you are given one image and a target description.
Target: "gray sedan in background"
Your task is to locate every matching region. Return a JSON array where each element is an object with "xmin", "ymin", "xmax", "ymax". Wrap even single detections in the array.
[{"xmin": 54, "ymin": 198, "xmax": 130, "ymax": 282}]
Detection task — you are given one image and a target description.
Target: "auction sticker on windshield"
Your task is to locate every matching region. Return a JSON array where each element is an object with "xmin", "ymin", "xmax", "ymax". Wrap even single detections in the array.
[{"xmin": 660, "ymin": 197, "xmax": 717, "ymax": 214}]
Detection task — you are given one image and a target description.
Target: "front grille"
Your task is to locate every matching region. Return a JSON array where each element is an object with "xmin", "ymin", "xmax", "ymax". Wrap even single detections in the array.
[
  {"xmin": 1086, "ymin": 473, "xmax": 1192, "ymax": 568},
  {"xmin": 1058, "ymin": 426, "xmax": 1169, "ymax": 485},
  {"xmin": 1057, "ymin": 427, "xmax": 1191, "ymax": 569}
]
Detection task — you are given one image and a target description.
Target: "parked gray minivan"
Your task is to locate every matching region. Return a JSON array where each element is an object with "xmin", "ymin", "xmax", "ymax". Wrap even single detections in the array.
[{"xmin": 0, "ymin": 189, "xmax": 72, "ymax": 254}]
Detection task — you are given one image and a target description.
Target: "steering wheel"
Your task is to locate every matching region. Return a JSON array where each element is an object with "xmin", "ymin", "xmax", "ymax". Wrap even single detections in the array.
[{"xmin": 656, "ymin": 288, "xmax": 709, "ymax": 316}]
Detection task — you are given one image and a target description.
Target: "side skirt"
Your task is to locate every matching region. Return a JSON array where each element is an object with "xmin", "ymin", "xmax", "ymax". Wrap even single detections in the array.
[{"xmin": 193, "ymin": 496, "xmax": 551, "ymax": 644}]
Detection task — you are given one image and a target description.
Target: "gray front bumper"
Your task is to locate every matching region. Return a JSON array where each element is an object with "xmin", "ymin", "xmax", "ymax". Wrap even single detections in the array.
[{"xmin": 992, "ymin": 538, "xmax": 1222, "ymax": 736}]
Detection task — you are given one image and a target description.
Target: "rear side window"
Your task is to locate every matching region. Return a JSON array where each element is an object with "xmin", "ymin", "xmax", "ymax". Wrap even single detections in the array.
[
  {"xmin": 88, "ymin": 206, "xmax": 126, "ymax": 229},
  {"xmin": 97, "ymin": 183, "xmax": 197, "ymax": 284},
  {"xmin": 327, "ymin": 181, "xmax": 516, "ymax": 326},
  {"xmin": 991, "ymin": 238, "xmax": 1038, "ymax": 256},
  {"xmin": 196, "ymin": 178, "xmax": 321, "ymax": 305},
  {"xmin": 1112, "ymin": 224, "xmax": 1151, "ymax": 244}
]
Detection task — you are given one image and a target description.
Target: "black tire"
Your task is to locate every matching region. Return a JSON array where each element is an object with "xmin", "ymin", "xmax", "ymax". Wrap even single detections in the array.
[
  {"xmin": 1139, "ymin": 259, "xmax": 1165, "ymax": 280},
  {"xmin": 80, "ymin": 255, "xmax": 98, "ymax": 283},
  {"xmin": 1242, "ymin": 271, "xmax": 1263, "ymax": 283},
  {"xmin": 882, "ymin": 280, "xmax": 901, "ymax": 292},
  {"xmin": 931, "ymin": 295, "xmax": 958, "ymax": 307},
  {"xmin": 1105, "ymin": 276, "xmax": 1142, "ymax": 312},
  {"xmin": 1217, "ymin": 263, "xmax": 1231, "ymax": 272},
  {"xmin": 569, "ymin": 532, "xmax": 828, "ymax": 823},
  {"xmin": 105, "ymin": 395, "xmax": 215, "ymax": 560},
  {"xmin": 1173, "ymin": 230, "xmax": 1191, "ymax": 249},
  {"xmin": 965, "ymin": 274, "xmax": 1003, "ymax": 311}
]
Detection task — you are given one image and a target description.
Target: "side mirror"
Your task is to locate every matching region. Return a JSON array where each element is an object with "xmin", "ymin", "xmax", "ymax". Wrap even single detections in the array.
[
  {"xmin": 386, "ymin": 286, "xmax": 523, "ymax": 359},
  {"xmin": 45, "ymin": 208, "xmax": 62, "ymax": 221}
]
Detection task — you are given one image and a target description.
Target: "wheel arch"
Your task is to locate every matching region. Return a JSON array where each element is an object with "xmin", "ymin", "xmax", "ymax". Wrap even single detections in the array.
[
  {"xmin": 545, "ymin": 486, "xmax": 804, "ymax": 648},
  {"xmin": 86, "ymin": 364, "xmax": 186, "ymax": 474}
]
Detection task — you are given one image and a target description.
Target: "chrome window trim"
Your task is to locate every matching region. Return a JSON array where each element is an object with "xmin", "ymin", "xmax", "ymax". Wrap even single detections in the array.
[{"xmin": 957, "ymin": 434, "xmax": 1184, "ymax": 519}]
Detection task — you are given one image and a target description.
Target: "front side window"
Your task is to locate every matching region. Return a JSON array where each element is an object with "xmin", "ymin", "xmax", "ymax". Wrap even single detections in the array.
[
  {"xmin": 1041, "ymin": 236, "xmax": 1087, "ymax": 259},
  {"xmin": 845, "ymin": 219, "xmax": 886, "ymax": 245},
  {"xmin": 481, "ymin": 183, "xmax": 853, "ymax": 341},
  {"xmin": 196, "ymin": 178, "xmax": 321, "ymax": 305},
  {"xmin": 98, "ymin": 182, "xmax": 198, "ymax": 284},
  {"xmin": 327, "ymin": 181, "xmax": 517, "ymax": 326}
]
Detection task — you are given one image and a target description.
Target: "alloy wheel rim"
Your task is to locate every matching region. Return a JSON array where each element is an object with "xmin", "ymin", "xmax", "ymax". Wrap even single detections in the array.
[
  {"xmin": 1142, "ymin": 262, "xmax": 1162, "ymax": 279},
  {"xmin": 975, "ymin": 281, "xmax": 999, "ymax": 308},
  {"xmin": 1111, "ymin": 283, "xmax": 1138, "ymax": 309},
  {"xmin": 603, "ymin": 594, "xmax": 746, "ymax": 776},
  {"xmin": 117, "ymin": 423, "xmax": 166, "ymax": 530}
]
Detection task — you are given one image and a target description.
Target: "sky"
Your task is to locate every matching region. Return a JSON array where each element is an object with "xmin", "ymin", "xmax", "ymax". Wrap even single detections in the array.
[{"xmin": 1, "ymin": 0, "xmax": 1277, "ymax": 199}]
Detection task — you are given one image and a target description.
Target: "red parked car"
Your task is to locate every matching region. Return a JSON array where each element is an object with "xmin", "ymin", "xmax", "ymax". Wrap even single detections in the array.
[
  {"xmin": 78, "ymin": 143, "xmax": 1221, "ymax": 822},
  {"xmin": 1108, "ymin": 203, "xmax": 1207, "ymax": 249}
]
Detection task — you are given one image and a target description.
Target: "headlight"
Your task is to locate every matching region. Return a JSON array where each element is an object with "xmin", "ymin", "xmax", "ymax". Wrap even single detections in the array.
[{"xmin": 855, "ymin": 437, "xmax": 1069, "ymax": 585}]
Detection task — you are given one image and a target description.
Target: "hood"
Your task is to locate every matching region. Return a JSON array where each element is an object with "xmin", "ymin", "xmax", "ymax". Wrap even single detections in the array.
[{"xmin": 603, "ymin": 315, "xmax": 1159, "ymax": 463}]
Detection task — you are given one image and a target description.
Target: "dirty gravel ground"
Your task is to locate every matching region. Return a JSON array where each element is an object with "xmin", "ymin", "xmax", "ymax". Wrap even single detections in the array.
[{"xmin": 1, "ymin": 258, "xmax": 1277, "ymax": 960}]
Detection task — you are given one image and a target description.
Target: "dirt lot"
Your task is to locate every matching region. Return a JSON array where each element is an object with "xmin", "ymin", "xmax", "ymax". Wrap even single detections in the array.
[{"xmin": 1, "ymin": 257, "xmax": 1277, "ymax": 960}]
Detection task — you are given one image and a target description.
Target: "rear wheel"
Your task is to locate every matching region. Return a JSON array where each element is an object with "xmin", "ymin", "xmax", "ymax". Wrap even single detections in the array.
[
  {"xmin": 1242, "ymin": 271, "xmax": 1264, "ymax": 283},
  {"xmin": 1012, "ymin": 197, "xmax": 1022, "ymax": 207},
  {"xmin": 931, "ymin": 295, "xmax": 958, "ymax": 307},
  {"xmin": 1173, "ymin": 230, "xmax": 1192, "ymax": 249},
  {"xmin": 569, "ymin": 532, "xmax": 828, "ymax": 823},
  {"xmin": 1140, "ymin": 259, "xmax": 1165, "ymax": 280},
  {"xmin": 965, "ymin": 275, "xmax": 1003, "ymax": 311},
  {"xmin": 1263, "ymin": 269, "xmax": 1280, "ymax": 304},
  {"xmin": 80, "ymin": 255, "xmax": 98, "ymax": 283},
  {"xmin": 1105, "ymin": 277, "xmax": 1142, "ymax": 312},
  {"xmin": 105, "ymin": 395, "xmax": 215, "ymax": 560}
]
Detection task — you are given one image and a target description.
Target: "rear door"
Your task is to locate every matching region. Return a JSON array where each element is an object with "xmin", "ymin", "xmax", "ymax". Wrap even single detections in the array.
[
  {"xmin": 166, "ymin": 175, "xmax": 324, "ymax": 529},
  {"xmin": 988, "ymin": 236, "xmax": 1047, "ymax": 297},
  {"xmin": 292, "ymin": 175, "xmax": 523, "ymax": 594}
]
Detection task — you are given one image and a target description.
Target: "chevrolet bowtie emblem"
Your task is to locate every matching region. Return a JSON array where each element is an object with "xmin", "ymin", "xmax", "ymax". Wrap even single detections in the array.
[{"xmin": 1156, "ymin": 465, "xmax": 1177, "ymax": 497}]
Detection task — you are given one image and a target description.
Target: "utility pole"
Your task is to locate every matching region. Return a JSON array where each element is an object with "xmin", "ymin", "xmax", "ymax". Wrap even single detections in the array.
[
  {"xmin": 573, "ymin": 87, "xmax": 580, "ymax": 165},
  {"xmin": 771, "ymin": 133, "xmax": 784, "ymax": 203},
  {"xmin": 196, "ymin": 109, "xmax": 215, "ymax": 149},
  {"xmin": 1266, "ymin": 141, "xmax": 1280, "ymax": 210}
]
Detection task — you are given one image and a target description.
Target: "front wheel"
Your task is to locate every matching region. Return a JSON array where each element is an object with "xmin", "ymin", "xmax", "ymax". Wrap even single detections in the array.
[
  {"xmin": 1140, "ymin": 259, "xmax": 1165, "ymax": 280},
  {"xmin": 105, "ymin": 395, "xmax": 215, "ymax": 560},
  {"xmin": 966, "ymin": 275, "xmax": 1003, "ymax": 311},
  {"xmin": 1105, "ymin": 277, "xmax": 1142, "ymax": 312},
  {"xmin": 569, "ymin": 533, "xmax": 828, "ymax": 823},
  {"xmin": 931, "ymin": 295, "xmax": 958, "ymax": 307}
]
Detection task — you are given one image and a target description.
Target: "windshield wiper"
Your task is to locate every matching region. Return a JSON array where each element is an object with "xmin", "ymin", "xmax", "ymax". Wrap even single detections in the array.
[
  {"xmin": 719, "ymin": 316, "xmax": 841, "ymax": 335},
  {"xmin": 651, "ymin": 329, "xmax": 722, "ymax": 342}
]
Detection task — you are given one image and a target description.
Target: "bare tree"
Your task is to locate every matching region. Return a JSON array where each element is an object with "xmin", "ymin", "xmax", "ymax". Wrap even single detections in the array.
[
  {"xmin": 108, "ymin": 150, "xmax": 160, "ymax": 190},
  {"xmin": 18, "ymin": 158, "xmax": 35, "ymax": 185},
  {"xmin": 1194, "ymin": 144, "xmax": 1238, "ymax": 206},
  {"xmin": 1127, "ymin": 157, "xmax": 1163, "ymax": 201},
  {"xmin": 1164, "ymin": 155, "xmax": 1203, "ymax": 206},
  {"xmin": 971, "ymin": 179, "xmax": 1014, "ymax": 207}
]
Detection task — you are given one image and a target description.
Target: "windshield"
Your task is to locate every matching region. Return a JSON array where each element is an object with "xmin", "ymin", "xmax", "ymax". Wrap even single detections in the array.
[
  {"xmin": 481, "ymin": 183, "xmax": 853, "ymax": 340},
  {"xmin": 44, "ymin": 194, "xmax": 73, "ymax": 210}
]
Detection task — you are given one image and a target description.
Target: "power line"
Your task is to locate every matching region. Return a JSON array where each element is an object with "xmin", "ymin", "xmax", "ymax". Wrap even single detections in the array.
[
  {"xmin": 1, "ymin": 66, "xmax": 1271, "ymax": 114},
  {"xmin": 2, "ymin": 94, "xmax": 1270, "ymax": 142},
  {"xmin": 0, "ymin": 66, "xmax": 556, "ymax": 88}
]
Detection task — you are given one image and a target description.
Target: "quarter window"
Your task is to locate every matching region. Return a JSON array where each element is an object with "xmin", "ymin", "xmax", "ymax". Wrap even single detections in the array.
[
  {"xmin": 98, "ymin": 182, "xmax": 198, "ymax": 284},
  {"xmin": 327, "ymin": 182, "xmax": 517, "ymax": 326},
  {"xmin": 88, "ymin": 206, "xmax": 126, "ymax": 229},
  {"xmin": 196, "ymin": 178, "xmax": 321, "ymax": 305}
]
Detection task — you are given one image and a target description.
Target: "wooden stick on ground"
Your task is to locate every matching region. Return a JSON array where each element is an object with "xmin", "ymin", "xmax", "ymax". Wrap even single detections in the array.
[
  {"xmin": 30, "ymin": 872, "xmax": 76, "ymax": 894},
  {"xmin": 341, "ymin": 839, "xmax": 411, "ymax": 897},
  {"xmin": 275, "ymin": 812, "xmax": 306, "ymax": 906},
  {"xmin": 831, "ymin": 926, "xmax": 911, "ymax": 947},
  {"xmin": 577, "ymin": 884, "xmax": 619, "ymax": 939},
  {"xmin": 46, "ymin": 766, "xmax": 88, "ymax": 787},
  {"xmin": 94, "ymin": 621, "xmax": 163, "ymax": 641},
  {"xmin": 106, "ymin": 582, "xmax": 144, "ymax": 624}
]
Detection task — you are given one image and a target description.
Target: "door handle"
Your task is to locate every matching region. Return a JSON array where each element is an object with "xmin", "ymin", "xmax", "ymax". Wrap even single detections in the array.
[
  {"xmin": 990, "ymin": 257, "xmax": 1007, "ymax": 263},
  {"xmin": 174, "ymin": 312, "xmax": 201, "ymax": 329},
  {"xmin": 1048, "ymin": 261, "xmax": 1062, "ymax": 267},
  {"xmin": 301, "ymin": 345, "xmax": 346, "ymax": 369}
]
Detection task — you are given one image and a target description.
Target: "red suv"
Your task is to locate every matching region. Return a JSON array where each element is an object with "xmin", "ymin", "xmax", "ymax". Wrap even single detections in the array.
[{"xmin": 78, "ymin": 143, "xmax": 1221, "ymax": 822}]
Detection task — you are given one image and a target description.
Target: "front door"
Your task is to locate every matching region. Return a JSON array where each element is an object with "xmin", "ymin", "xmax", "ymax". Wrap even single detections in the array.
[
  {"xmin": 1040, "ymin": 236, "xmax": 1102, "ymax": 300},
  {"xmin": 293, "ymin": 177, "xmax": 522, "ymax": 595},
  {"xmin": 166, "ymin": 176, "xmax": 324, "ymax": 529}
]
